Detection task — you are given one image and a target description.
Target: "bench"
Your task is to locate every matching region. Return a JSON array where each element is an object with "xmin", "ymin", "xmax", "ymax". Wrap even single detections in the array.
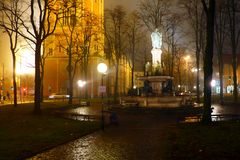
[
  {"xmin": 184, "ymin": 115, "xmax": 202, "ymax": 122},
  {"xmin": 56, "ymin": 112, "xmax": 96, "ymax": 121},
  {"xmin": 121, "ymin": 100, "xmax": 139, "ymax": 107},
  {"xmin": 184, "ymin": 114, "xmax": 240, "ymax": 122},
  {"xmin": 80, "ymin": 101, "xmax": 90, "ymax": 106},
  {"xmin": 211, "ymin": 114, "xmax": 240, "ymax": 121}
]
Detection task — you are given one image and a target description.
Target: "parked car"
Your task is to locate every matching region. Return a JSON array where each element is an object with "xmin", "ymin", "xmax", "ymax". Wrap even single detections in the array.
[{"xmin": 49, "ymin": 93, "xmax": 70, "ymax": 99}]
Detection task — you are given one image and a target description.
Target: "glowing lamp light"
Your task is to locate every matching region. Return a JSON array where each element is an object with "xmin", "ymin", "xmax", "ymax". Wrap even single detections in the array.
[
  {"xmin": 97, "ymin": 63, "xmax": 107, "ymax": 74},
  {"xmin": 184, "ymin": 55, "xmax": 190, "ymax": 61},
  {"xmin": 16, "ymin": 48, "xmax": 35, "ymax": 75},
  {"xmin": 211, "ymin": 80, "xmax": 216, "ymax": 87},
  {"xmin": 77, "ymin": 80, "xmax": 86, "ymax": 88}
]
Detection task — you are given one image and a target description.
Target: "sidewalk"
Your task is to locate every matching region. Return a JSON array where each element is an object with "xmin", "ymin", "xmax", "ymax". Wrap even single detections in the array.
[
  {"xmin": 30, "ymin": 108, "xmax": 178, "ymax": 160},
  {"xmin": 30, "ymin": 103, "xmax": 240, "ymax": 160}
]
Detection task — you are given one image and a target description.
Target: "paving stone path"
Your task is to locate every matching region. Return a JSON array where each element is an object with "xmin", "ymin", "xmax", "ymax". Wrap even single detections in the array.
[
  {"xmin": 31, "ymin": 109, "xmax": 178, "ymax": 160},
  {"xmin": 29, "ymin": 103, "xmax": 240, "ymax": 160}
]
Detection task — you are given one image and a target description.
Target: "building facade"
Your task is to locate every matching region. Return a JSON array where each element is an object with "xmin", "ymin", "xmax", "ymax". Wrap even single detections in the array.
[{"xmin": 43, "ymin": 0, "xmax": 132, "ymax": 99}]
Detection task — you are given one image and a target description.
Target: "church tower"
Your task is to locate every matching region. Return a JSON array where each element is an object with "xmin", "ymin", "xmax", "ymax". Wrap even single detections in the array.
[{"xmin": 43, "ymin": 0, "xmax": 105, "ymax": 98}]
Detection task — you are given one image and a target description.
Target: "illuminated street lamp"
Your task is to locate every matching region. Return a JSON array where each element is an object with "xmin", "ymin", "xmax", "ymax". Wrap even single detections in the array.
[
  {"xmin": 211, "ymin": 79, "xmax": 216, "ymax": 87},
  {"xmin": 77, "ymin": 80, "xmax": 86, "ymax": 105},
  {"xmin": 97, "ymin": 63, "xmax": 107, "ymax": 131},
  {"xmin": 184, "ymin": 55, "xmax": 190, "ymax": 62},
  {"xmin": 16, "ymin": 48, "xmax": 35, "ymax": 103}
]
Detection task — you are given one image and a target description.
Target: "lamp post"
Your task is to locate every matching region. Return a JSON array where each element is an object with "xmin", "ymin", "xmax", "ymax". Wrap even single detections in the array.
[
  {"xmin": 97, "ymin": 63, "xmax": 107, "ymax": 131},
  {"xmin": 77, "ymin": 80, "xmax": 86, "ymax": 105}
]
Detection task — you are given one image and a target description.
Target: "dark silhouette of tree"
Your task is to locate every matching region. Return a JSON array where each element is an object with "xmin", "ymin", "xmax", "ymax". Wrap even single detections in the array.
[
  {"xmin": 215, "ymin": 0, "xmax": 228, "ymax": 104},
  {"xmin": 163, "ymin": 13, "xmax": 183, "ymax": 77},
  {"xmin": 124, "ymin": 11, "xmax": 144, "ymax": 88},
  {"xmin": 105, "ymin": 6, "xmax": 126, "ymax": 103},
  {"xmin": 9, "ymin": 0, "xmax": 61, "ymax": 114},
  {"xmin": 0, "ymin": 0, "xmax": 21, "ymax": 107},
  {"xmin": 138, "ymin": 0, "xmax": 169, "ymax": 31},
  {"xmin": 182, "ymin": 0, "xmax": 206, "ymax": 103},
  {"xmin": 57, "ymin": 0, "xmax": 82, "ymax": 104},
  {"xmin": 226, "ymin": 0, "xmax": 240, "ymax": 103},
  {"xmin": 201, "ymin": 0, "xmax": 215, "ymax": 123}
]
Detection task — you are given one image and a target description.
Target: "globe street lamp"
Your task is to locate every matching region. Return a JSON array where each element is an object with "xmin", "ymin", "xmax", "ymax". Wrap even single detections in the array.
[
  {"xmin": 97, "ymin": 63, "xmax": 107, "ymax": 131},
  {"xmin": 77, "ymin": 80, "xmax": 86, "ymax": 105}
]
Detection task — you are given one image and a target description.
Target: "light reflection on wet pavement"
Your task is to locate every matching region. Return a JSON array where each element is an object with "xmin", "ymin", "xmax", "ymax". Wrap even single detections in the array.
[
  {"xmin": 30, "ymin": 108, "xmax": 175, "ymax": 160},
  {"xmin": 31, "ymin": 132, "xmax": 124, "ymax": 160},
  {"xmin": 211, "ymin": 103, "xmax": 240, "ymax": 115},
  {"xmin": 211, "ymin": 103, "xmax": 240, "ymax": 121},
  {"xmin": 65, "ymin": 105, "xmax": 102, "ymax": 116},
  {"xmin": 29, "ymin": 103, "xmax": 240, "ymax": 159}
]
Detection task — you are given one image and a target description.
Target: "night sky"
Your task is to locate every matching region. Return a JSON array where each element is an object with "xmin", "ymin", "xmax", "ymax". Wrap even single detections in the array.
[
  {"xmin": 105, "ymin": 0, "xmax": 180, "ymax": 10},
  {"xmin": 105, "ymin": 0, "xmax": 138, "ymax": 11},
  {"xmin": 0, "ymin": 0, "xmax": 140, "ymax": 73},
  {"xmin": 0, "ymin": 0, "xmax": 179, "ymax": 74}
]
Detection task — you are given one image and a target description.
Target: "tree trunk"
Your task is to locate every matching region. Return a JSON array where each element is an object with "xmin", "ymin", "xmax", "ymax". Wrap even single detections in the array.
[
  {"xmin": 34, "ymin": 43, "xmax": 42, "ymax": 114},
  {"xmin": 171, "ymin": 31, "xmax": 175, "ymax": 77},
  {"xmin": 107, "ymin": 58, "xmax": 111, "ymax": 98},
  {"xmin": 84, "ymin": 55, "xmax": 88, "ymax": 99},
  {"xmin": 40, "ymin": 70, "xmax": 44, "ymax": 102},
  {"xmin": 232, "ymin": 49, "xmax": 238, "ymax": 103},
  {"xmin": 68, "ymin": 48, "xmax": 73, "ymax": 105},
  {"xmin": 113, "ymin": 61, "xmax": 119, "ymax": 103},
  {"xmin": 219, "ymin": 55, "xmax": 224, "ymax": 104},
  {"xmin": 196, "ymin": 48, "xmax": 201, "ymax": 103},
  {"xmin": 131, "ymin": 45, "xmax": 135, "ymax": 88},
  {"xmin": 202, "ymin": 0, "xmax": 215, "ymax": 123},
  {"xmin": 227, "ymin": 0, "xmax": 239, "ymax": 103},
  {"xmin": 12, "ymin": 54, "xmax": 17, "ymax": 107}
]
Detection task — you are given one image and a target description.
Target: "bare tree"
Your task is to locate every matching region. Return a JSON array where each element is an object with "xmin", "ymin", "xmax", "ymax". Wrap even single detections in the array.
[
  {"xmin": 174, "ymin": 47, "xmax": 187, "ymax": 91},
  {"xmin": 81, "ymin": 13, "xmax": 102, "ymax": 99},
  {"xmin": 10, "ymin": 0, "xmax": 60, "ymax": 114},
  {"xmin": 105, "ymin": 6, "xmax": 126, "ymax": 102},
  {"xmin": 226, "ymin": 0, "xmax": 240, "ymax": 103},
  {"xmin": 138, "ymin": 0, "xmax": 169, "ymax": 31},
  {"xmin": 124, "ymin": 11, "xmax": 144, "ymax": 88},
  {"xmin": 201, "ymin": 0, "xmax": 216, "ymax": 123},
  {"xmin": 182, "ymin": 0, "xmax": 206, "ymax": 103},
  {"xmin": 163, "ymin": 13, "xmax": 183, "ymax": 77},
  {"xmin": 0, "ymin": 0, "xmax": 22, "ymax": 107},
  {"xmin": 57, "ymin": 0, "xmax": 84, "ymax": 104},
  {"xmin": 215, "ymin": 0, "xmax": 228, "ymax": 104},
  {"xmin": 104, "ymin": 17, "xmax": 114, "ymax": 98}
]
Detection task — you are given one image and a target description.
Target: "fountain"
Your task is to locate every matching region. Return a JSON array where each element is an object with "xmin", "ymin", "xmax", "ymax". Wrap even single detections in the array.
[{"xmin": 121, "ymin": 29, "xmax": 185, "ymax": 108}]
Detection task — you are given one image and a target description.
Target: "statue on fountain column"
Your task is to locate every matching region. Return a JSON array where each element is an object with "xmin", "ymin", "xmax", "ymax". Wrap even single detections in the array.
[
  {"xmin": 151, "ymin": 28, "xmax": 162, "ymax": 70},
  {"xmin": 151, "ymin": 29, "xmax": 162, "ymax": 49}
]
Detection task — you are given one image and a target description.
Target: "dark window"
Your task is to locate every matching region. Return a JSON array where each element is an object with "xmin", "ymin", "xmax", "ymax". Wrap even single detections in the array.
[
  {"xmin": 70, "ymin": 14, "xmax": 76, "ymax": 26},
  {"xmin": 49, "ymin": 48, "xmax": 53, "ymax": 56}
]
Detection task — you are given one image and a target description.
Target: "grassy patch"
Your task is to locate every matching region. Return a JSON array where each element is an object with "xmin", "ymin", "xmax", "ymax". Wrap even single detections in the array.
[
  {"xmin": 165, "ymin": 121, "xmax": 240, "ymax": 160},
  {"xmin": 0, "ymin": 103, "xmax": 100, "ymax": 159}
]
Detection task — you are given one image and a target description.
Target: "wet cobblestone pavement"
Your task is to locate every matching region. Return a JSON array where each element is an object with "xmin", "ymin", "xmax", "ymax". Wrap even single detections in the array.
[{"xmin": 30, "ymin": 110, "xmax": 177, "ymax": 160}]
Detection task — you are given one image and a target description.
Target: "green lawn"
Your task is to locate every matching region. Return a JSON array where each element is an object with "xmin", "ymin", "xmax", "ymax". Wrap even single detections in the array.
[
  {"xmin": 0, "ymin": 102, "xmax": 100, "ymax": 160},
  {"xmin": 165, "ymin": 121, "xmax": 240, "ymax": 160}
]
